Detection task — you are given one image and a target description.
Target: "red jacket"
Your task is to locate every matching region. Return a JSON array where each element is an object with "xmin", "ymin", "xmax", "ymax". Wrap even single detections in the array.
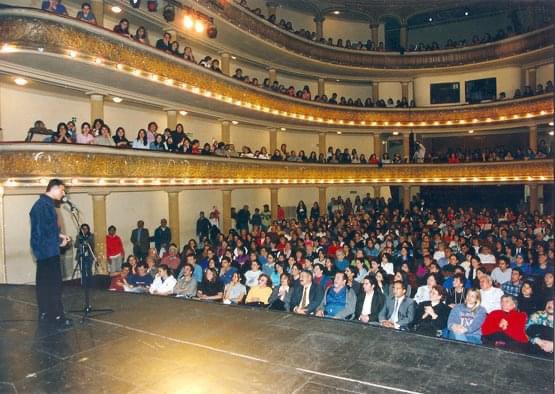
[{"xmin": 481, "ymin": 309, "xmax": 528, "ymax": 343}]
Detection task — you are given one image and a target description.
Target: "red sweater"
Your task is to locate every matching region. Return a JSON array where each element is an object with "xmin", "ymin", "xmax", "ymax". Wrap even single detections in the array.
[
  {"xmin": 481, "ymin": 309, "xmax": 528, "ymax": 343},
  {"xmin": 106, "ymin": 234, "xmax": 124, "ymax": 257}
]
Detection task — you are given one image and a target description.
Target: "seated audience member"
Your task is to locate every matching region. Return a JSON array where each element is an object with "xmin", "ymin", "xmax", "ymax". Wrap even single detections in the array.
[
  {"xmin": 414, "ymin": 273, "xmax": 440, "ymax": 304},
  {"xmin": 316, "ymin": 272, "xmax": 356, "ymax": 319},
  {"xmin": 447, "ymin": 289, "xmax": 487, "ymax": 344},
  {"xmin": 538, "ymin": 272, "xmax": 554, "ymax": 307},
  {"xmin": 491, "ymin": 256, "xmax": 512, "ymax": 286},
  {"xmin": 244, "ymin": 260, "xmax": 263, "ymax": 288},
  {"xmin": 414, "ymin": 285, "xmax": 450, "ymax": 336},
  {"xmin": 526, "ymin": 300, "xmax": 554, "ymax": 357},
  {"xmin": 113, "ymin": 127, "xmax": 130, "ymax": 148},
  {"xmin": 445, "ymin": 273, "xmax": 468, "ymax": 308},
  {"xmin": 113, "ymin": 18, "xmax": 132, "ymax": 38},
  {"xmin": 197, "ymin": 268, "xmax": 224, "ymax": 301},
  {"xmin": 134, "ymin": 26, "xmax": 149, "ymax": 45},
  {"xmin": 355, "ymin": 275, "xmax": 385, "ymax": 323},
  {"xmin": 76, "ymin": 2, "xmax": 97, "ymax": 24},
  {"xmin": 174, "ymin": 263, "xmax": 197, "ymax": 298},
  {"xmin": 517, "ymin": 280, "xmax": 541, "ymax": 316},
  {"xmin": 219, "ymin": 256, "xmax": 238, "ymax": 286},
  {"xmin": 223, "ymin": 271, "xmax": 247, "ymax": 304},
  {"xmin": 124, "ymin": 264, "xmax": 153, "ymax": 292},
  {"xmin": 502, "ymin": 267, "xmax": 523, "ymax": 297},
  {"xmin": 245, "ymin": 274, "xmax": 273, "ymax": 305},
  {"xmin": 379, "ymin": 280, "xmax": 416, "ymax": 330},
  {"xmin": 94, "ymin": 125, "xmax": 115, "ymax": 146},
  {"xmin": 268, "ymin": 273, "xmax": 292, "ymax": 311},
  {"xmin": 287, "ymin": 270, "xmax": 324, "ymax": 315},
  {"xmin": 42, "ymin": 0, "xmax": 68, "ymax": 15},
  {"xmin": 511, "ymin": 254, "xmax": 531, "ymax": 276},
  {"xmin": 313, "ymin": 263, "xmax": 332, "ymax": 289},
  {"xmin": 149, "ymin": 264, "xmax": 177, "ymax": 296},
  {"xmin": 109, "ymin": 263, "xmax": 131, "ymax": 291},
  {"xmin": 481, "ymin": 294, "xmax": 528, "ymax": 351},
  {"xmin": 156, "ymin": 32, "xmax": 172, "ymax": 53},
  {"xmin": 479, "ymin": 275, "xmax": 504, "ymax": 313},
  {"xmin": 161, "ymin": 244, "xmax": 180, "ymax": 270}
]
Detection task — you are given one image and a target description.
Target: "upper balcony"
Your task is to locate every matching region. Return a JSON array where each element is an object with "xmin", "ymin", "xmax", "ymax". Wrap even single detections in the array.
[
  {"xmin": 198, "ymin": 0, "xmax": 554, "ymax": 72},
  {"xmin": 0, "ymin": 8, "xmax": 552, "ymax": 133}
]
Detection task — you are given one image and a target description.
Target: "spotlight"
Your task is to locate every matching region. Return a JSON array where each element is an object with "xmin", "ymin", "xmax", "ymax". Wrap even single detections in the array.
[
  {"xmin": 147, "ymin": 0, "xmax": 158, "ymax": 12},
  {"xmin": 183, "ymin": 15, "xmax": 194, "ymax": 29},
  {"xmin": 130, "ymin": 0, "xmax": 141, "ymax": 8},
  {"xmin": 195, "ymin": 20, "xmax": 205, "ymax": 33},
  {"xmin": 231, "ymin": 120, "xmax": 239, "ymax": 125},
  {"xmin": 179, "ymin": 110, "xmax": 188, "ymax": 116},
  {"xmin": 464, "ymin": 11, "xmax": 469, "ymax": 16},
  {"xmin": 163, "ymin": 4, "xmax": 175, "ymax": 22}
]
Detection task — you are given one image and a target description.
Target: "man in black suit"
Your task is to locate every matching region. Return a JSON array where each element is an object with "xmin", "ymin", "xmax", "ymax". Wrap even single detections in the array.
[
  {"xmin": 379, "ymin": 280, "xmax": 416, "ymax": 330},
  {"xmin": 287, "ymin": 270, "xmax": 323, "ymax": 315},
  {"xmin": 355, "ymin": 275, "xmax": 385, "ymax": 323},
  {"xmin": 130, "ymin": 220, "xmax": 150, "ymax": 261}
]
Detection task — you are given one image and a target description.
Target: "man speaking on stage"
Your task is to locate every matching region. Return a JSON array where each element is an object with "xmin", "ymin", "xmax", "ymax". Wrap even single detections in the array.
[{"xmin": 30, "ymin": 178, "xmax": 72, "ymax": 327}]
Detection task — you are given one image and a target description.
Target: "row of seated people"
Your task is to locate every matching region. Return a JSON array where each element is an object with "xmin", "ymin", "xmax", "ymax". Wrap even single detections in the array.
[
  {"xmin": 39, "ymin": 2, "xmax": 553, "ymax": 109},
  {"xmin": 38, "ymin": 118, "xmax": 548, "ymax": 166},
  {"xmin": 236, "ymin": 0, "xmax": 548, "ymax": 52},
  {"xmin": 100, "ymin": 195, "xmax": 553, "ymax": 356}
]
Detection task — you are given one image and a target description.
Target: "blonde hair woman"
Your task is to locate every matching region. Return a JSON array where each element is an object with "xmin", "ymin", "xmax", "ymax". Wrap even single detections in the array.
[{"xmin": 447, "ymin": 289, "xmax": 487, "ymax": 344}]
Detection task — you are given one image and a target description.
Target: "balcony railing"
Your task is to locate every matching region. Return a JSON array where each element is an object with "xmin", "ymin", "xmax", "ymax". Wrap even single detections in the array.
[
  {"xmin": 200, "ymin": 0, "xmax": 554, "ymax": 69},
  {"xmin": 0, "ymin": 8, "xmax": 552, "ymax": 129},
  {"xmin": 0, "ymin": 144, "xmax": 552, "ymax": 189}
]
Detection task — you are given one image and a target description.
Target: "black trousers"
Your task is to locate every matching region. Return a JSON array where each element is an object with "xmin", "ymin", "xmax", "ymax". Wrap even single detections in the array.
[{"xmin": 36, "ymin": 255, "xmax": 64, "ymax": 320}]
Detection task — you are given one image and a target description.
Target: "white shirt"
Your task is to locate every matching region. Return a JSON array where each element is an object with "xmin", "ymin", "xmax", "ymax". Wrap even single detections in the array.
[
  {"xmin": 244, "ymin": 270, "xmax": 262, "ymax": 288},
  {"xmin": 478, "ymin": 253, "xmax": 496, "ymax": 265},
  {"xmin": 149, "ymin": 275, "xmax": 177, "ymax": 295},
  {"xmin": 392, "ymin": 296, "xmax": 405, "ymax": 326},
  {"xmin": 414, "ymin": 285, "xmax": 430, "ymax": 304},
  {"xmin": 480, "ymin": 287, "xmax": 504, "ymax": 313},
  {"xmin": 381, "ymin": 262, "xmax": 394, "ymax": 276},
  {"xmin": 361, "ymin": 291, "xmax": 374, "ymax": 316},
  {"xmin": 491, "ymin": 267, "xmax": 512, "ymax": 285}
]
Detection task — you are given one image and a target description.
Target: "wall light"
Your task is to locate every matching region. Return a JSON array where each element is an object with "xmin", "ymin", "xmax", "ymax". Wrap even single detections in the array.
[
  {"xmin": 14, "ymin": 77, "xmax": 28, "ymax": 86},
  {"xmin": 183, "ymin": 15, "xmax": 194, "ymax": 29},
  {"xmin": 111, "ymin": 6, "xmax": 122, "ymax": 13},
  {"xmin": 280, "ymin": 127, "xmax": 286, "ymax": 131},
  {"xmin": 468, "ymin": 129, "xmax": 474, "ymax": 134},
  {"xmin": 231, "ymin": 120, "xmax": 239, "ymax": 125},
  {"xmin": 112, "ymin": 97, "xmax": 123, "ymax": 103},
  {"xmin": 179, "ymin": 110, "xmax": 188, "ymax": 116},
  {"xmin": 195, "ymin": 20, "xmax": 205, "ymax": 33}
]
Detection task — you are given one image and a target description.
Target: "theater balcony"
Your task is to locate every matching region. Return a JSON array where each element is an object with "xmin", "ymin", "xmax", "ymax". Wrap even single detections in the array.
[{"xmin": 0, "ymin": 8, "xmax": 552, "ymax": 133}]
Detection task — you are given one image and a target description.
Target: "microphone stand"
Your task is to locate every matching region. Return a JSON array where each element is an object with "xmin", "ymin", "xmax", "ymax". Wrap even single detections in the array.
[{"xmin": 66, "ymin": 205, "xmax": 113, "ymax": 323}]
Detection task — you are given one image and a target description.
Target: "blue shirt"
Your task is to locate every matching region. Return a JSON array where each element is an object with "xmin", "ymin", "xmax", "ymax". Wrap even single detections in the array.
[
  {"xmin": 127, "ymin": 273, "xmax": 153, "ymax": 287},
  {"xmin": 335, "ymin": 259, "xmax": 349, "ymax": 272},
  {"xmin": 193, "ymin": 264, "xmax": 203, "ymax": 283},
  {"xmin": 41, "ymin": 1, "xmax": 68, "ymax": 14},
  {"xmin": 219, "ymin": 267, "xmax": 237, "ymax": 285},
  {"xmin": 30, "ymin": 194, "xmax": 60, "ymax": 260},
  {"xmin": 325, "ymin": 286, "xmax": 347, "ymax": 317}
]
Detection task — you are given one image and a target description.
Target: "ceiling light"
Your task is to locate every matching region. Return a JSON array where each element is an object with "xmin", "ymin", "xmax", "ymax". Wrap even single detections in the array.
[
  {"xmin": 14, "ymin": 77, "xmax": 28, "ymax": 86},
  {"xmin": 111, "ymin": 5, "xmax": 122, "ymax": 13},
  {"xmin": 464, "ymin": 11, "xmax": 469, "ymax": 16},
  {"xmin": 428, "ymin": 17, "xmax": 433, "ymax": 22},
  {"xmin": 333, "ymin": 11, "xmax": 340, "ymax": 15},
  {"xmin": 280, "ymin": 127, "xmax": 286, "ymax": 131},
  {"xmin": 549, "ymin": 121, "xmax": 554, "ymax": 126},
  {"xmin": 468, "ymin": 129, "xmax": 474, "ymax": 134},
  {"xmin": 184, "ymin": 15, "xmax": 194, "ymax": 29},
  {"xmin": 231, "ymin": 120, "xmax": 239, "ymax": 125},
  {"xmin": 195, "ymin": 20, "xmax": 205, "ymax": 33},
  {"xmin": 112, "ymin": 97, "xmax": 123, "ymax": 103},
  {"xmin": 179, "ymin": 110, "xmax": 188, "ymax": 116}
]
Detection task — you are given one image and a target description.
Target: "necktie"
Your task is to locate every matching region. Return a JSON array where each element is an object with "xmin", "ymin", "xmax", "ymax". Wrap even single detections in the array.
[
  {"xmin": 137, "ymin": 229, "xmax": 141, "ymax": 243},
  {"xmin": 300, "ymin": 286, "xmax": 308, "ymax": 308},
  {"xmin": 392, "ymin": 299, "xmax": 400, "ymax": 323}
]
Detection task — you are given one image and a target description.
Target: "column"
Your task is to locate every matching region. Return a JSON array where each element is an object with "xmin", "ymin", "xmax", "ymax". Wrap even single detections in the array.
[
  {"xmin": 314, "ymin": 16, "xmax": 325, "ymax": 40},
  {"xmin": 221, "ymin": 52, "xmax": 231, "ymax": 76},
  {"xmin": 529, "ymin": 124, "xmax": 538, "ymax": 152},
  {"xmin": 221, "ymin": 120, "xmax": 231, "ymax": 144},
  {"xmin": 89, "ymin": 93, "xmax": 104, "ymax": 123},
  {"xmin": 529, "ymin": 184, "xmax": 539, "ymax": 213},
  {"xmin": 270, "ymin": 188, "xmax": 279, "ymax": 219},
  {"xmin": 167, "ymin": 191, "xmax": 181, "ymax": 248},
  {"xmin": 402, "ymin": 132, "xmax": 410, "ymax": 162},
  {"xmin": 90, "ymin": 0, "xmax": 104, "ymax": 26},
  {"xmin": 370, "ymin": 23, "xmax": 379, "ymax": 44},
  {"xmin": 269, "ymin": 127, "xmax": 277, "ymax": 153},
  {"xmin": 401, "ymin": 82, "xmax": 409, "ymax": 100},
  {"xmin": 402, "ymin": 185, "xmax": 411, "ymax": 211},
  {"xmin": 0, "ymin": 186, "xmax": 6, "ymax": 283},
  {"xmin": 318, "ymin": 187, "xmax": 327, "ymax": 216},
  {"xmin": 91, "ymin": 192, "xmax": 109, "ymax": 275},
  {"xmin": 372, "ymin": 81, "xmax": 379, "ymax": 102},
  {"xmin": 268, "ymin": 68, "xmax": 277, "ymax": 84},
  {"xmin": 399, "ymin": 24, "xmax": 408, "ymax": 49},
  {"xmin": 373, "ymin": 186, "xmax": 380, "ymax": 198},
  {"xmin": 222, "ymin": 189, "xmax": 232, "ymax": 234},
  {"xmin": 266, "ymin": 1, "xmax": 278, "ymax": 16},
  {"xmin": 373, "ymin": 133, "xmax": 382, "ymax": 159},
  {"xmin": 318, "ymin": 132, "xmax": 327, "ymax": 156},
  {"xmin": 317, "ymin": 78, "xmax": 325, "ymax": 97},
  {"xmin": 527, "ymin": 67, "xmax": 537, "ymax": 90},
  {"xmin": 166, "ymin": 110, "xmax": 177, "ymax": 131}
]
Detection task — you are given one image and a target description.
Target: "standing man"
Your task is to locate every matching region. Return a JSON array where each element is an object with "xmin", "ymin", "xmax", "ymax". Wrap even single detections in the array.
[
  {"xmin": 153, "ymin": 218, "xmax": 172, "ymax": 254},
  {"xmin": 30, "ymin": 179, "xmax": 72, "ymax": 327},
  {"xmin": 196, "ymin": 212, "xmax": 211, "ymax": 242},
  {"xmin": 131, "ymin": 220, "xmax": 150, "ymax": 262}
]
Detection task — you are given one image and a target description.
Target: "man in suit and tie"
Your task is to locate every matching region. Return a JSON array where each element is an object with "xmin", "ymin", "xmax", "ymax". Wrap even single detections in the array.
[
  {"xmin": 355, "ymin": 275, "xmax": 385, "ymax": 323},
  {"xmin": 287, "ymin": 270, "xmax": 324, "ymax": 315},
  {"xmin": 379, "ymin": 280, "xmax": 416, "ymax": 330},
  {"xmin": 131, "ymin": 220, "xmax": 150, "ymax": 261}
]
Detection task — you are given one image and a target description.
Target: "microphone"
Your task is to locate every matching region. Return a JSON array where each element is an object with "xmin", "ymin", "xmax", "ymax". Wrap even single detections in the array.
[{"xmin": 61, "ymin": 196, "xmax": 78, "ymax": 212}]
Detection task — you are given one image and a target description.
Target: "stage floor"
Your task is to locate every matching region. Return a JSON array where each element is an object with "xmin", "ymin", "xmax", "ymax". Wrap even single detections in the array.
[{"xmin": 0, "ymin": 284, "xmax": 552, "ymax": 394}]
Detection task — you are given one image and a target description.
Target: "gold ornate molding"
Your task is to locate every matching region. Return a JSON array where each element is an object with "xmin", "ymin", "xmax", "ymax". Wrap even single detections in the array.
[
  {"xmin": 0, "ymin": 10, "xmax": 552, "ymax": 127},
  {"xmin": 202, "ymin": 0, "xmax": 554, "ymax": 69},
  {"xmin": 0, "ymin": 144, "xmax": 552, "ymax": 189}
]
